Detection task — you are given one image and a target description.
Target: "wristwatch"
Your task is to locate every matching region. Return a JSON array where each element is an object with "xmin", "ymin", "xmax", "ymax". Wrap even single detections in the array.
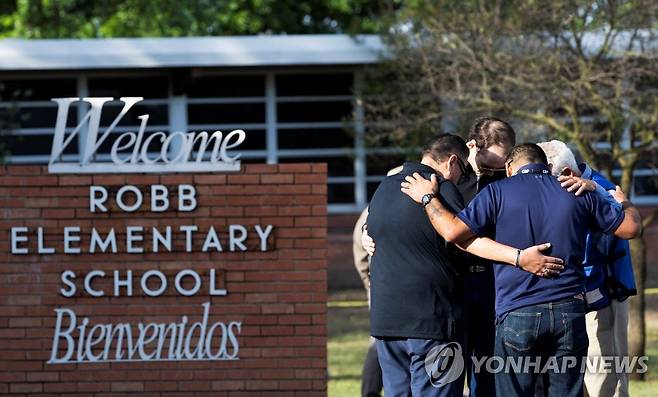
[{"xmin": 421, "ymin": 193, "xmax": 436, "ymax": 207}]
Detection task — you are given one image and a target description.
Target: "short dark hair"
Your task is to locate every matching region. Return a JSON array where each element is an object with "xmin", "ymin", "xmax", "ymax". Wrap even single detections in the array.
[
  {"xmin": 423, "ymin": 133, "xmax": 468, "ymax": 163},
  {"xmin": 469, "ymin": 117, "xmax": 516, "ymax": 151},
  {"xmin": 506, "ymin": 143, "xmax": 548, "ymax": 165}
]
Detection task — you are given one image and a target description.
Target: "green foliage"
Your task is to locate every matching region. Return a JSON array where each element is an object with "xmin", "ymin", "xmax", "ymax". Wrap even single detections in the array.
[{"xmin": 0, "ymin": 0, "xmax": 398, "ymax": 38}]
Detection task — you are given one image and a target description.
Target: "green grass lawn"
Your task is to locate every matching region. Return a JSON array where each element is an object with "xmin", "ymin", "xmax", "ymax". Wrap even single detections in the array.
[
  {"xmin": 629, "ymin": 323, "xmax": 658, "ymax": 396},
  {"xmin": 328, "ymin": 291, "xmax": 658, "ymax": 397},
  {"xmin": 328, "ymin": 305, "xmax": 371, "ymax": 396}
]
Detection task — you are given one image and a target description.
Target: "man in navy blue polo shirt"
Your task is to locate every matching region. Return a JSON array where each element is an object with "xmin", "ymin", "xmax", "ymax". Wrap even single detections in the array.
[{"xmin": 400, "ymin": 143, "xmax": 642, "ymax": 396}]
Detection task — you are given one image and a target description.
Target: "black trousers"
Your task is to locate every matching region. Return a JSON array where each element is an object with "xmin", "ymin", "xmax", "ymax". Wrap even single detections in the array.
[{"xmin": 362, "ymin": 342, "xmax": 383, "ymax": 397}]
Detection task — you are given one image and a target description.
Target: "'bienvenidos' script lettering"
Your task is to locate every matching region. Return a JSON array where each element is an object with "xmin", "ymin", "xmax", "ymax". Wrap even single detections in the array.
[{"xmin": 49, "ymin": 302, "xmax": 240, "ymax": 364}]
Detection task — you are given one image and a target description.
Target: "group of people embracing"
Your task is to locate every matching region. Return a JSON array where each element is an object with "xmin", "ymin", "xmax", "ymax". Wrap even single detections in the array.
[{"xmin": 353, "ymin": 117, "xmax": 642, "ymax": 397}]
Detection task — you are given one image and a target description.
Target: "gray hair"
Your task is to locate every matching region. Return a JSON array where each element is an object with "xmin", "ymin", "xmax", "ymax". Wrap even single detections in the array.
[{"xmin": 537, "ymin": 140, "xmax": 579, "ymax": 177}]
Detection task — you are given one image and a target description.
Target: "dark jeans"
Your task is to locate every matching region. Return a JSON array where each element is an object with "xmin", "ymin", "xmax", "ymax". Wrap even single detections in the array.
[
  {"xmin": 464, "ymin": 272, "xmax": 496, "ymax": 397},
  {"xmin": 375, "ymin": 337, "xmax": 465, "ymax": 397},
  {"xmin": 494, "ymin": 297, "xmax": 588, "ymax": 397},
  {"xmin": 362, "ymin": 342, "xmax": 383, "ymax": 397}
]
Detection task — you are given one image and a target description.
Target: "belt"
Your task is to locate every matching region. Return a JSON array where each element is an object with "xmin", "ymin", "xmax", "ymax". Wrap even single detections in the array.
[{"xmin": 467, "ymin": 265, "xmax": 486, "ymax": 273}]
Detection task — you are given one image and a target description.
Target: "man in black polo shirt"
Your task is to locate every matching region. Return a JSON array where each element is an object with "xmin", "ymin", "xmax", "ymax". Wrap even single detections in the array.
[
  {"xmin": 367, "ymin": 135, "xmax": 564, "ymax": 396},
  {"xmin": 400, "ymin": 143, "xmax": 642, "ymax": 396}
]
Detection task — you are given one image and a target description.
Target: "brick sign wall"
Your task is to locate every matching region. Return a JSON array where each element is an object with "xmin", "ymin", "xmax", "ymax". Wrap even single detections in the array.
[{"xmin": 0, "ymin": 164, "xmax": 328, "ymax": 396}]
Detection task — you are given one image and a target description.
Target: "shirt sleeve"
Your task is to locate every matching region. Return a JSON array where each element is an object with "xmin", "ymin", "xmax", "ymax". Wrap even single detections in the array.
[
  {"xmin": 591, "ymin": 170, "xmax": 616, "ymax": 191},
  {"xmin": 594, "ymin": 182, "xmax": 610, "ymax": 198},
  {"xmin": 585, "ymin": 191, "xmax": 625, "ymax": 235},
  {"xmin": 456, "ymin": 184, "xmax": 497, "ymax": 236}
]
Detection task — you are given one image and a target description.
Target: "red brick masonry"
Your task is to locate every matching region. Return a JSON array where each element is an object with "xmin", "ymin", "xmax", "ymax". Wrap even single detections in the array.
[{"xmin": 0, "ymin": 164, "xmax": 328, "ymax": 396}]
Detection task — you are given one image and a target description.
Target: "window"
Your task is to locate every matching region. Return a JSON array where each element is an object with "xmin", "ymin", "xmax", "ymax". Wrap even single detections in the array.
[
  {"xmin": 365, "ymin": 153, "xmax": 407, "ymax": 201},
  {"xmin": 88, "ymin": 76, "xmax": 169, "ymax": 98},
  {"xmin": 274, "ymin": 73, "xmax": 358, "ymax": 210},
  {"xmin": 0, "ymin": 77, "xmax": 78, "ymax": 162},
  {"xmin": 366, "ymin": 153, "xmax": 406, "ymax": 178},
  {"xmin": 0, "ymin": 78, "xmax": 77, "ymax": 101},
  {"xmin": 328, "ymin": 183, "xmax": 356, "ymax": 204},
  {"xmin": 277, "ymin": 101, "xmax": 352, "ymax": 123},
  {"xmin": 186, "ymin": 73, "xmax": 268, "ymax": 164},
  {"xmin": 278, "ymin": 128, "xmax": 353, "ymax": 149},
  {"xmin": 276, "ymin": 73, "xmax": 353, "ymax": 96},
  {"xmin": 5, "ymin": 105, "xmax": 77, "ymax": 128},
  {"xmin": 188, "ymin": 75, "xmax": 265, "ymax": 97},
  {"xmin": 634, "ymin": 173, "xmax": 658, "ymax": 196},
  {"xmin": 188, "ymin": 103, "xmax": 265, "ymax": 124},
  {"xmin": 238, "ymin": 129, "xmax": 266, "ymax": 151},
  {"xmin": 625, "ymin": 154, "xmax": 658, "ymax": 205},
  {"xmin": 98, "ymin": 103, "xmax": 169, "ymax": 127}
]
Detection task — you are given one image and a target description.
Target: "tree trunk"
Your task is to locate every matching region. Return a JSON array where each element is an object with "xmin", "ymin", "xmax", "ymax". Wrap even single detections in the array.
[
  {"xmin": 619, "ymin": 163, "xmax": 646, "ymax": 380},
  {"xmin": 628, "ymin": 237, "xmax": 646, "ymax": 381}
]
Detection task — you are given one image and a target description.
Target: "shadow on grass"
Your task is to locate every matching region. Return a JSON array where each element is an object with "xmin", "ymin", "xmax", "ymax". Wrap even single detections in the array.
[{"xmin": 330, "ymin": 374, "xmax": 363, "ymax": 380}]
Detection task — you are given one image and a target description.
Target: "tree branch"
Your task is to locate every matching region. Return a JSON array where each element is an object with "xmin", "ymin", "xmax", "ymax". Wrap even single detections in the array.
[{"xmin": 642, "ymin": 208, "xmax": 657, "ymax": 229}]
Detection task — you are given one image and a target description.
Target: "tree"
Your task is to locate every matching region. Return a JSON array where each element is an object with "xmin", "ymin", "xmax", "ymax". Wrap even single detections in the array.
[
  {"xmin": 0, "ymin": 82, "xmax": 29, "ymax": 164},
  {"xmin": 364, "ymin": 0, "xmax": 657, "ymax": 380},
  {"xmin": 0, "ymin": 0, "xmax": 400, "ymax": 38}
]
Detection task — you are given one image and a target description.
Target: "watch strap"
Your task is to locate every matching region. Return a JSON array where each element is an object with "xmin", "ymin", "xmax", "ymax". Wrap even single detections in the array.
[{"xmin": 422, "ymin": 193, "xmax": 436, "ymax": 207}]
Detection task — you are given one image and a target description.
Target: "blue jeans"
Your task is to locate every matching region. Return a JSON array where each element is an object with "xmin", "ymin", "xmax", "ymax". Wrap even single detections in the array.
[
  {"xmin": 375, "ymin": 338, "xmax": 465, "ymax": 397},
  {"xmin": 494, "ymin": 298, "xmax": 588, "ymax": 397}
]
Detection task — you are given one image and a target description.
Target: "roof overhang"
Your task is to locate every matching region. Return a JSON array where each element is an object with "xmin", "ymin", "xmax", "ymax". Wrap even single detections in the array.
[{"xmin": 0, "ymin": 34, "xmax": 385, "ymax": 71}]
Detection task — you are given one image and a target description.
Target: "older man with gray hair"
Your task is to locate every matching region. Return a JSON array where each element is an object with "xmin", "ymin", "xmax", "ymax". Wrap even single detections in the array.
[{"xmin": 538, "ymin": 140, "xmax": 636, "ymax": 397}]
